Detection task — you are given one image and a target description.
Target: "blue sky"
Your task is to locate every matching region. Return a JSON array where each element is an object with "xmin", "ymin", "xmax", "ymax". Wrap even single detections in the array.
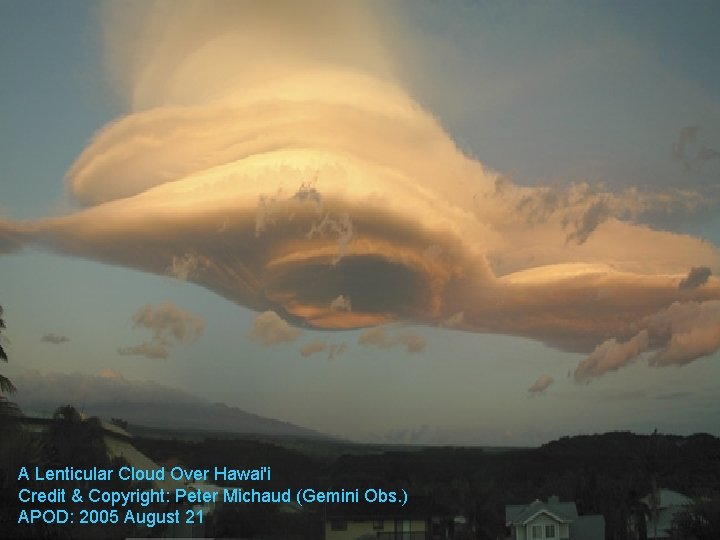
[{"xmin": 1, "ymin": 1, "xmax": 720, "ymax": 445}]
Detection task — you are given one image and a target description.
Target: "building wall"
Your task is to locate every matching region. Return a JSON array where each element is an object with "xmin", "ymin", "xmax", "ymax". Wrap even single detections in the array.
[
  {"xmin": 512, "ymin": 519, "xmax": 570, "ymax": 540},
  {"xmin": 512, "ymin": 524, "xmax": 528, "ymax": 540},
  {"xmin": 525, "ymin": 515, "xmax": 563, "ymax": 539}
]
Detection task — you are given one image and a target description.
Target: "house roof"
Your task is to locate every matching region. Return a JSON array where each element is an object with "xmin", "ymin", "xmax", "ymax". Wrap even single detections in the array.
[{"xmin": 505, "ymin": 498, "xmax": 578, "ymax": 526}]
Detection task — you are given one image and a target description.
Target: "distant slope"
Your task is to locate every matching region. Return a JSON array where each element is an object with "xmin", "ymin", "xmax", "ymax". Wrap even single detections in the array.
[
  {"xmin": 86, "ymin": 400, "xmax": 324, "ymax": 439},
  {"xmin": 12, "ymin": 369, "xmax": 324, "ymax": 439}
]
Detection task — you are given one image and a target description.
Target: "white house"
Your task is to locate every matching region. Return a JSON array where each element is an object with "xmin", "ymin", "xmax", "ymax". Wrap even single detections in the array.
[{"xmin": 505, "ymin": 495, "xmax": 604, "ymax": 540}]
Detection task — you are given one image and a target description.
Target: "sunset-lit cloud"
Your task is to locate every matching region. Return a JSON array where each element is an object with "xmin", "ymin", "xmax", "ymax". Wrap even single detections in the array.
[
  {"xmin": 358, "ymin": 326, "xmax": 427, "ymax": 353},
  {"xmin": 166, "ymin": 252, "xmax": 204, "ymax": 281},
  {"xmin": 329, "ymin": 294, "xmax": 352, "ymax": 312},
  {"xmin": 118, "ymin": 301, "xmax": 204, "ymax": 359},
  {"xmin": 99, "ymin": 368, "xmax": 123, "ymax": 380},
  {"xmin": 249, "ymin": 310, "xmax": 302, "ymax": 346},
  {"xmin": 1, "ymin": 0, "xmax": 719, "ymax": 383},
  {"xmin": 574, "ymin": 300, "xmax": 720, "ymax": 382},
  {"xmin": 528, "ymin": 375, "xmax": 554, "ymax": 395},
  {"xmin": 300, "ymin": 339, "xmax": 326, "ymax": 358}
]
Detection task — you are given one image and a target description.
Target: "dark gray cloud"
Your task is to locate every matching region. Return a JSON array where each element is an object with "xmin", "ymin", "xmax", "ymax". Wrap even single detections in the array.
[
  {"xmin": 672, "ymin": 126, "xmax": 720, "ymax": 173},
  {"xmin": 679, "ymin": 266, "xmax": 712, "ymax": 290},
  {"xmin": 673, "ymin": 126, "xmax": 701, "ymax": 168},
  {"xmin": 327, "ymin": 342, "xmax": 347, "ymax": 359},
  {"xmin": 40, "ymin": 333, "xmax": 69, "ymax": 345},
  {"xmin": 655, "ymin": 392, "xmax": 692, "ymax": 401},
  {"xmin": 564, "ymin": 198, "xmax": 612, "ymax": 245}
]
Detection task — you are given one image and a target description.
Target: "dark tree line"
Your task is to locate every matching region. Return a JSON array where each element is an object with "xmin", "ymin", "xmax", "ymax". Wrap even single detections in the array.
[{"xmin": 131, "ymin": 431, "xmax": 720, "ymax": 539}]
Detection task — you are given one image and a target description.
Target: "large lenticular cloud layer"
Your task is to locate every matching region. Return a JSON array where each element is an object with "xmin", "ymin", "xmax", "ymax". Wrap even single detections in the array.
[{"xmin": 2, "ymin": 0, "xmax": 720, "ymax": 381}]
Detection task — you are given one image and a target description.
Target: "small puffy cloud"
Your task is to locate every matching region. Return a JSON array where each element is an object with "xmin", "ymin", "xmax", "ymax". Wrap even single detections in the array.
[
  {"xmin": 118, "ymin": 302, "xmax": 204, "ymax": 359},
  {"xmin": 41, "ymin": 333, "xmax": 69, "ymax": 345},
  {"xmin": 358, "ymin": 326, "xmax": 393, "ymax": 348},
  {"xmin": 132, "ymin": 302, "xmax": 204, "ymax": 343},
  {"xmin": 358, "ymin": 326, "xmax": 426, "ymax": 353},
  {"xmin": 574, "ymin": 330, "xmax": 650, "ymax": 383},
  {"xmin": 679, "ymin": 266, "xmax": 712, "ymax": 290},
  {"xmin": 330, "ymin": 294, "xmax": 352, "ymax": 312},
  {"xmin": 528, "ymin": 374, "xmax": 554, "ymax": 395},
  {"xmin": 300, "ymin": 339, "xmax": 327, "ymax": 357},
  {"xmin": 574, "ymin": 299, "xmax": 720, "ymax": 381},
  {"xmin": 100, "ymin": 368, "xmax": 123, "ymax": 380},
  {"xmin": 249, "ymin": 311, "xmax": 301, "ymax": 346}
]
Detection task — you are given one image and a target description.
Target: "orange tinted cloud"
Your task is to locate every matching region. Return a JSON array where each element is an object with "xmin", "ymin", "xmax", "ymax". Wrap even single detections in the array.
[{"xmin": 2, "ymin": 1, "xmax": 720, "ymax": 380}]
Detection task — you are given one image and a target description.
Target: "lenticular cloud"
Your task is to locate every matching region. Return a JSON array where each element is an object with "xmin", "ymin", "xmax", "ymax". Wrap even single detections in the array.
[{"xmin": 2, "ymin": 0, "xmax": 720, "ymax": 380}]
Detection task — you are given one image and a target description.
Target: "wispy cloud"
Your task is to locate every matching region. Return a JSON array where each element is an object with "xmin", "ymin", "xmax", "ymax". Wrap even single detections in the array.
[
  {"xmin": 40, "ymin": 333, "xmax": 69, "ymax": 345},
  {"xmin": 300, "ymin": 339, "xmax": 347, "ymax": 359},
  {"xmin": 528, "ymin": 374, "xmax": 554, "ymax": 395},
  {"xmin": 673, "ymin": 126, "xmax": 720, "ymax": 173},
  {"xmin": 358, "ymin": 326, "xmax": 427, "ymax": 353}
]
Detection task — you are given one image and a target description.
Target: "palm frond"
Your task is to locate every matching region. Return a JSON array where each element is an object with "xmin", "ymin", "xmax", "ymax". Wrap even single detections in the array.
[{"xmin": 0, "ymin": 374, "xmax": 16, "ymax": 394}]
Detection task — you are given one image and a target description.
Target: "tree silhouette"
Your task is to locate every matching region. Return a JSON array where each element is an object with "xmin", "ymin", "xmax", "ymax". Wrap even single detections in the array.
[
  {"xmin": 0, "ymin": 305, "xmax": 16, "ymax": 395},
  {"xmin": 43, "ymin": 405, "xmax": 107, "ymax": 469},
  {"xmin": 0, "ymin": 305, "xmax": 19, "ymax": 430}
]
